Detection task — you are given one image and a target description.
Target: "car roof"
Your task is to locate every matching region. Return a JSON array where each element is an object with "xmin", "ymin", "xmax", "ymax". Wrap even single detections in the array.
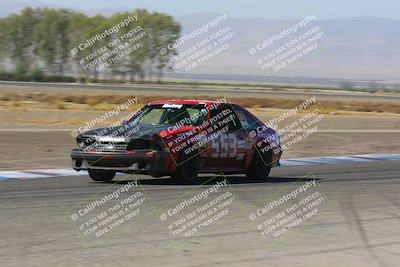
[{"xmin": 148, "ymin": 99, "xmax": 221, "ymax": 106}]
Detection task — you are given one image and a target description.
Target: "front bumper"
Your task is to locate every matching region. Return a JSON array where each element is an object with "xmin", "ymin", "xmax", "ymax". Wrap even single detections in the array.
[{"xmin": 71, "ymin": 148, "xmax": 173, "ymax": 176}]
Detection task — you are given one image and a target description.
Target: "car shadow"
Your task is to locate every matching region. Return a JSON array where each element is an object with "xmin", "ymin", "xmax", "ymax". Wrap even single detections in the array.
[{"xmin": 108, "ymin": 175, "xmax": 320, "ymax": 186}]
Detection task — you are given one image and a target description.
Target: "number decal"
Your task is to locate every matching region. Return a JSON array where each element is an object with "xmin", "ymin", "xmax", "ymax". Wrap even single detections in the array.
[
  {"xmin": 211, "ymin": 133, "xmax": 246, "ymax": 159},
  {"xmin": 211, "ymin": 138, "xmax": 220, "ymax": 158}
]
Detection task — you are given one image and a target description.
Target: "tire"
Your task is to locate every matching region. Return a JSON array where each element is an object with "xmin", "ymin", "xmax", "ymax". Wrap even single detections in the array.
[
  {"xmin": 171, "ymin": 150, "xmax": 200, "ymax": 183},
  {"xmin": 246, "ymin": 146, "xmax": 272, "ymax": 180},
  {"xmin": 88, "ymin": 169, "xmax": 116, "ymax": 182}
]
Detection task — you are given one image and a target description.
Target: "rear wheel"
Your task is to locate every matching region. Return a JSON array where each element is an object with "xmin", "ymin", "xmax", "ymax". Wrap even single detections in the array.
[
  {"xmin": 246, "ymin": 147, "xmax": 272, "ymax": 180},
  {"xmin": 171, "ymin": 150, "xmax": 200, "ymax": 183},
  {"xmin": 88, "ymin": 170, "xmax": 116, "ymax": 182}
]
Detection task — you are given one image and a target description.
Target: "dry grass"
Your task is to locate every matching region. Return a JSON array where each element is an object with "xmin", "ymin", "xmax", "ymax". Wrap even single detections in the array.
[
  {"xmin": 0, "ymin": 92, "xmax": 399, "ymax": 114},
  {"xmin": 52, "ymin": 99, "xmax": 66, "ymax": 110}
]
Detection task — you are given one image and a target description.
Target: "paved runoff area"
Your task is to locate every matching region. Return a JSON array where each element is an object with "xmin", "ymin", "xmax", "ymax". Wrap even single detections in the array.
[{"xmin": 0, "ymin": 159, "xmax": 399, "ymax": 267}]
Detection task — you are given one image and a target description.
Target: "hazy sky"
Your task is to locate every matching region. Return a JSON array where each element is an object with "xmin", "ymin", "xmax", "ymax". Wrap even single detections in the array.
[{"xmin": 4, "ymin": 0, "xmax": 400, "ymax": 19}]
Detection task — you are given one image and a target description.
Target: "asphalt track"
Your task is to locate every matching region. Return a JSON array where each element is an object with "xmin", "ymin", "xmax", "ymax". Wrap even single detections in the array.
[{"xmin": 1, "ymin": 160, "xmax": 399, "ymax": 266}]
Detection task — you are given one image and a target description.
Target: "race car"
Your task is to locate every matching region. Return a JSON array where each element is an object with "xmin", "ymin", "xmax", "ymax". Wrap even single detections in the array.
[{"xmin": 71, "ymin": 99, "xmax": 282, "ymax": 183}]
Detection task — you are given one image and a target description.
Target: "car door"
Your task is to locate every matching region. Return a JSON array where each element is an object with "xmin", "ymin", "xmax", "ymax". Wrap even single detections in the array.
[
  {"xmin": 231, "ymin": 104, "xmax": 266, "ymax": 164},
  {"xmin": 205, "ymin": 104, "xmax": 248, "ymax": 171}
]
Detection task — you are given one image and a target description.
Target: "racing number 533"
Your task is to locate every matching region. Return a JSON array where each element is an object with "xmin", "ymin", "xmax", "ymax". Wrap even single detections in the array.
[{"xmin": 211, "ymin": 133, "xmax": 246, "ymax": 160}]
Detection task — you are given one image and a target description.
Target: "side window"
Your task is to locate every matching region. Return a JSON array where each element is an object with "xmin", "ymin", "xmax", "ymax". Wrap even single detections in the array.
[
  {"xmin": 210, "ymin": 105, "xmax": 241, "ymax": 132},
  {"xmin": 235, "ymin": 109, "xmax": 250, "ymax": 128},
  {"xmin": 233, "ymin": 105, "xmax": 257, "ymax": 128}
]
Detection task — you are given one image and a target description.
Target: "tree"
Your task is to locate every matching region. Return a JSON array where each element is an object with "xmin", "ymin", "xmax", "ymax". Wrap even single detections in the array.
[
  {"xmin": 0, "ymin": 19, "xmax": 6, "ymax": 70},
  {"xmin": 6, "ymin": 8, "xmax": 42, "ymax": 71},
  {"xmin": 147, "ymin": 11, "xmax": 180, "ymax": 82},
  {"xmin": 34, "ymin": 9, "xmax": 75, "ymax": 76},
  {"xmin": 0, "ymin": 7, "xmax": 181, "ymax": 82}
]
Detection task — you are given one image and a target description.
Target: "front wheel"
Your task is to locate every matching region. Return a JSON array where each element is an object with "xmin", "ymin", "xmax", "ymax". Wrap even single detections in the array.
[
  {"xmin": 88, "ymin": 170, "xmax": 116, "ymax": 182},
  {"xmin": 246, "ymin": 148, "xmax": 272, "ymax": 180},
  {"xmin": 171, "ymin": 151, "xmax": 200, "ymax": 183}
]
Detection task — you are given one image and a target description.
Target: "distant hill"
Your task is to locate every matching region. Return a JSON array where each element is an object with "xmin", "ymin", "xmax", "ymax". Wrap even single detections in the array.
[
  {"xmin": 173, "ymin": 14, "xmax": 400, "ymax": 80},
  {"xmin": 1, "ymin": 2, "xmax": 399, "ymax": 83}
]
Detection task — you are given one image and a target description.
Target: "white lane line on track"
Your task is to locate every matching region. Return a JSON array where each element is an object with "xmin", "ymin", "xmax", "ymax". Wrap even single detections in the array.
[
  {"xmin": 279, "ymin": 153, "xmax": 400, "ymax": 167},
  {"xmin": 0, "ymin": 153, "xmax": 399, "ymax": 181},
  {"xmin": 0, "ymin": 169, "xmax": 87, "ymax": 181}
]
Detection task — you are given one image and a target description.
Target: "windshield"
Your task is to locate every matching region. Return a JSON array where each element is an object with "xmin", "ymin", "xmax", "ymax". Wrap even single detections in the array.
[{"xmin": 128, "ymin": 104, "xmax": 208, "ymax": 126}]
